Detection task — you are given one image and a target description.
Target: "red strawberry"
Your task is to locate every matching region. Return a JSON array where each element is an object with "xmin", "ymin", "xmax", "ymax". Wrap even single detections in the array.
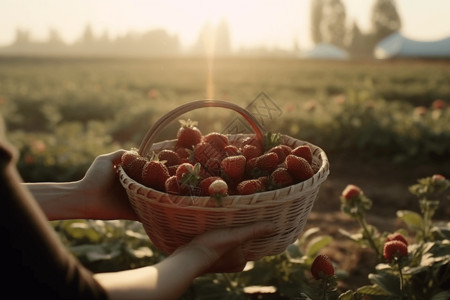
[
  {"xmin": 386, "ymin": 233, "xmax": 408, "ymax": 246},
  {"xmin": 176, "ymin": 119, "xmax": 202, "ymax": 149},
  {"xmin": 203, "ymin": 157, "xmax": 221, "ymax": 176},
  {"xmin": 165, "ymin": 175, "xmax": 181, "ymax": 195},
  {"xmin": 255, "ymin": 152, "xmax": 279, "ymax": 173},
  {"xmin": 271, "ymin": 167, "xmax": 294, "ymax": 189},
  {"xmin": 291, "ymin": 145, "xmax": 313, "ymax": 165},
  {"xmin": 193, "ymin": 142, "xmax": 224, "ymax": 167},
  {"xmin": 175, "ymin": 162, "xmax": 201, "ymax": 192},
  {"xmin": 121, "ymin": 150, "xmax": 147, "ymax": 182},
  {"xmin": 285, "ymin": 154, "xmax": 314, "ymax": 182},
  {"xmin": 269, "ymin": 145, "xmax": 291, "ymax": 164},
  {"xmin": 311, "ymin": 255, "xmax": 335, "ymax": 279},
  {"xmin": 203, "ymin": 132, "xmax": 229, "ymax": 150},
  {"xmin": 242, "ymin": 144, "xmax": 263, "ymax": 160},
  {"xmin": 199, "ymin": 176, "xmax": 222, "ymax": 196},
  {"xmin": 237, "ymin": 179, "xmax": 263, "ymax": 195},
  {"xmin": 175, "ymin": 147, "xmax": 192, "ymax": 162},
  {"xmin": 141, "ymin": 160, "xmax": 170, "ymax": 192},
  {"xmin": 224, "ymin": 144, "xmax": 240, "ymax": 156},
  {"xmin": 383, "ymin": 240, "xmax": 408, "ymax": 262},
  {"xmin": 221, "ymin": 155, "xmax": 247, "ymax": 182},
  {"xmin": 158, "ymin": 149, "xmax": 180, "ymax": 167},
  {"xmin": 342, "ymin": 184, "xmax": 362, "ymax": 200},
  {"xmin": 257, "ymin": 176, "xmax": 269, "ymax": 191}
]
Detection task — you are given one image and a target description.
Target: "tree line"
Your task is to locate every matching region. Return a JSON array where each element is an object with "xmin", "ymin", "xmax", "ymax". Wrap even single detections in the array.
[{"xmin": 0, "ymin": 0, "xmax": 401, "ymax": 59}]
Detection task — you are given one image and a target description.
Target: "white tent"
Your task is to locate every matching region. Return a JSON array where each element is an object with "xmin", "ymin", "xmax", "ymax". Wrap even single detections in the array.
[
  {"xmin": 375, "ymin": 32, "xmax": 450, "ymax": 59},
  {"xmin": 301, "ymin": 43, "xmax": 349, "ymax": 60}
]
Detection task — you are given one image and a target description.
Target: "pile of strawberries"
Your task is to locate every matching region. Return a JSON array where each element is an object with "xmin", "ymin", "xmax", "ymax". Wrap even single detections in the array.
[{"xmin": 120, "ymin": 119, "xmax": 316, "ymax": 198}]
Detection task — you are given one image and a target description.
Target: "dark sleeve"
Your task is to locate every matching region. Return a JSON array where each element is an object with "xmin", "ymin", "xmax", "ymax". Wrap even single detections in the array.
[{"xmin": 0, "ymin": 140, "xmax": 108, "ymax": 300}]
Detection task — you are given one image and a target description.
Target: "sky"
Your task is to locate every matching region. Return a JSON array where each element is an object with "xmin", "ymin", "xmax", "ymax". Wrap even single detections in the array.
[{"xmin": 0, "ymin": 0, "xmax": 449, "ymax": 51}]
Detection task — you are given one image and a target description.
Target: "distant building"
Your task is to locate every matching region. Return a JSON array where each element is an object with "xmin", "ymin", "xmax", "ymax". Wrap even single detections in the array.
[{"xmin": 375, "ymin": 32, "xmax": 450, "ymax": 59}]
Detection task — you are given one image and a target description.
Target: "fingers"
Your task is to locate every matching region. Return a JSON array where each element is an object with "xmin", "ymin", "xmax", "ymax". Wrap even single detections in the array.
[
  {"xmin": 98, "ymin": 149, "xmax": 126, "ymax": 165},
  {"xmin": 231, "ymin": 222, "xmax": 275, "ymax": 245}
]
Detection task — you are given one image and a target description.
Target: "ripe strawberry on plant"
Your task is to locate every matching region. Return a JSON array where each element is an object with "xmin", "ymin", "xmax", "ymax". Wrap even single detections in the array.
[
  {"xmin": 285, "ymin": 154, "xmax": 314, "ymax": 182},
  {"xmin": 386, "ymin": 233, "xmax": 408, "ymax": 246},
  {"xmin": 291, "ymin": 145, "xmax": 313, "ymax": 165},
  {"xmin": 311, "ymin": 254, "xmax": 335, "ymax": 280},
  {"xmin": 341, "ymin": 184, "xmax": 362, "ymax": 200},
  {"xmin": 221, "ymin": 155, "xmax": 247, "ymax": 183},
  {"xmin": 141, "ymin": 158, "xmax": 170, "ymax": 192},
  {"xmin": 237, "ymin": 179, "xmax": 263, "ymax": 195},
  {"xmin": 176, "ymin": 119, "xmax": 202, "ymax": 149},
  {"xmin": 383, "ymin": 240, "xmax": 408, "ymax": 262}
]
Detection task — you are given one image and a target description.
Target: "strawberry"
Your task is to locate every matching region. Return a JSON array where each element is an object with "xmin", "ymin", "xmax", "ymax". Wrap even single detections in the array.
[
  {"xmin": 175, "ymin": 162, "xmax": 201, "ymax": 193},
  {"xmin": 291, "ymin": 145, "xmax": 313, "ymax": 165},
  {"xmin": 193, "ymin": 142, "xmax": 224, "ymax": 168},
  {"xmin": 271, "ymin": 167, "xmax": 294, "ymax": 189},
  {"xmin": 208, "ymin": 179, "xmax": 228, "ymax": 197},
  {"xmin": 255, "ymin": 152, "xmax": 279, "ymax": 173},
  {"xmin": 224, "ymin": 144, "xmax": 240, "ymax": 156},
  {"xmin": 268, "ymin": 145, "xmax": 291, "ymax": 164},
  {"xmin": 383, "ymin": 240, "xmax": 408, "ymax": 262},
  {"xmin": 176, "ymin": 119, "xmax": 202, "ymax": 149},
  {"xmin": 285, "ymin": 154, "xmax": 314, "ymax": 182},
  {"xmin": 221, "ymin": 155, "xmax": 247, "ymax": 183},
  {"xmin": 199, "ymin": 176, "xmax": 222, "ymax": 196},
  {"xmin": 121, "ymin": 150, "xmax": 147, "ymax": 182},
  {"xmin": 237, "ymin": 179, "xmax": 263, "ymax": 195},
  {"xmin": 165, "ymin": 175, "xmax": 181, "ymax": 195},
  {"xmin": 242, "ymin": 144, "xmax": 263, "ymax": 160},
  {"xmin": 311, "ymin": 254, "xmax": 335, "ymax": 279},
  {"xmin": 386, "ymin": 233, "xmax": 408, "ymax": 246},
  {"xmin": 257, "ymin": 176, "xmax": 269, "ymax": 191},
  {"xmin": 175, "ymin": 147, "xmax": 192, "ymax": 162},
  {"xmin": 203, "ymin": 157, "xmax": 221, "ymax": 176},
  {"xmin": 342, "ymin": 184, "xmax": 362, "ymax": 200},
  {"xmin": 141, "ymin": 160, "xmax": 170, "ymax": 192},
  {"xmin": 203, "ymin": 132, "xmax": 229, "ymax": 150},
  {"xmin": 239, "ymin": 136, "xmax": 264, "ymax": 156},
  {"xmin": 158, "ymin": 149, "xmax": 180, "ymax": 167}
]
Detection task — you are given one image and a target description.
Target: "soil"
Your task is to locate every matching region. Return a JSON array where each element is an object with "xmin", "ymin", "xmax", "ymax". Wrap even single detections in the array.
[{"xmin": 304, "ymin": 155, "xmax": 450, "ymax": 291}]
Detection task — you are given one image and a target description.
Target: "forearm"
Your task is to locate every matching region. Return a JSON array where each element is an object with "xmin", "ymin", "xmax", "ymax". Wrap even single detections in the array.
[
  {"xmin": 94, "ymin": 246, "xmax": 208, "ymax": 300},
  {"xmin": 24, "ymin": 181, "xmax": 88, "ymax": 221}
]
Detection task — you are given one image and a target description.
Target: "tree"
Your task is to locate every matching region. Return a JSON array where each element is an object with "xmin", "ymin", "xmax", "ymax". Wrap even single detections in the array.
[
  {"xmin": 371, "ymin": 0, "xmax": 402, "ymax": 42},
  {"xmin": 215, "ymin": 19, "xmax": 232, "ymax": 56},
  {"xmin": 321, "ymin": 0, "xmax": 347, "ymax": 48},
  {"xmin": 310, "ymin": 0, "xmax": 324, "ymax": 44}
]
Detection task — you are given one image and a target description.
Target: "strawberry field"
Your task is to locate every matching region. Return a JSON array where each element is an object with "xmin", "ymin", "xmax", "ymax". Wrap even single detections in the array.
[{"xmin": 1, "ymin": 56, "xmax": 449, "ymax": 299}]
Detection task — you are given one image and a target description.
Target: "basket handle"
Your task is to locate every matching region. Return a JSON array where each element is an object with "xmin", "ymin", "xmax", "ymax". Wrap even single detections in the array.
[{"xmin": 138, "ymin": 100, "xmax": 266, "ymax": 156}]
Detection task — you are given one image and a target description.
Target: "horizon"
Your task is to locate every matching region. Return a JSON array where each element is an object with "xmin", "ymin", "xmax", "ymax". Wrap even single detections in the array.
[{"xmin": 1, "ymin": 0, "xmax": 449, "ymax": 51}]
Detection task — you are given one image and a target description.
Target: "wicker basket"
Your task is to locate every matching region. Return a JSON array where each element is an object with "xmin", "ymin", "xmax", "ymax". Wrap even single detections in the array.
[{"xmin": 118, "ymin": 100, "xmax": 330, "ymax": 261}]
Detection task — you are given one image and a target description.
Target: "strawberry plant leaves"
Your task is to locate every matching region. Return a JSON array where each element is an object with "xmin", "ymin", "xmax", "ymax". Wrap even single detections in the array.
[
  {"xmin": 396, "ymin": 210, "xmax": 423, "ymax": 229},
  {"xmin": 430, "ymin": 290, "xmax": 450, "ymax": 300},
  {"xmin": 305, "ymin": 235, "xmax": 333, "ymax": 259},
  {"xmin": 368, "ymin": 272, "xmax": 402, "ymax": 297},
  {"xmin": 355, "ymin": 284, "xmax": 389, "ymax": 296}
]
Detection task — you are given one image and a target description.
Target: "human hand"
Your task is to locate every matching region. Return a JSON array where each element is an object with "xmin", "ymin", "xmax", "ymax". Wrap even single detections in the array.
[
  {"xmin": 78, "ymin": 149, "xmax": 138, "ymax": 220},
  {"xmin": 174, "ymin": 222, "xmax": 275, "ymax": 274}
]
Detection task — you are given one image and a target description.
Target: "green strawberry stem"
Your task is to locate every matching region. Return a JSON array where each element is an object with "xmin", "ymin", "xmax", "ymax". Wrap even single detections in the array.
[{"xmin": 356, "ymin": 214, "xmax": 380, "ymax": 258}]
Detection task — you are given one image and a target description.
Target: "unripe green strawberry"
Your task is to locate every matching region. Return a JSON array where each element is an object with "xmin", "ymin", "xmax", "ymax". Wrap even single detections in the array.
[
  {"xmin": 383, "ymin": 240, "xmax": 408, "ymax": 262},
  {"xmin": 311, "ymin": 254, "xmax": 335, "ymax": 279},
  {"xmin": 208, "ymin": 179, "xmax": 228, "ymax": 197}
]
